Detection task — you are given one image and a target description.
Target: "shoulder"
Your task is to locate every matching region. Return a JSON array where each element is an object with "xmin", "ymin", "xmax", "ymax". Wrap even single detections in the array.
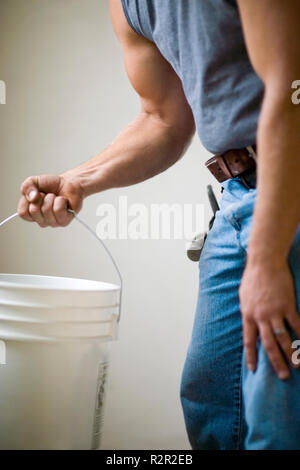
[{"xmin": 109, "ymin": 0, "xmax": 144, "ymax": 46}]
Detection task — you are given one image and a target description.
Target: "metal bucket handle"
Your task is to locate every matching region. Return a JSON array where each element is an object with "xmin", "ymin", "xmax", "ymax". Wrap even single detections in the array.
[{"xmin": 0, "ymin": 210, "xmax": 123, "ymax": 324}]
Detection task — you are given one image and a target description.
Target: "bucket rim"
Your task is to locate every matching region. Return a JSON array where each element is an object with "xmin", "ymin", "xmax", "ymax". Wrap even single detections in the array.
[{"xmin": 0, "ymin": 273, "xmax": 121, "ymax": 293}]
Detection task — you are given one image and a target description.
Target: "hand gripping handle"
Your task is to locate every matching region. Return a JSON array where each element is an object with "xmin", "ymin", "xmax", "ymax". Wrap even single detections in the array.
[{"xmin": 0, "ymin": 210, "xmax": 123, "ymax": 322}]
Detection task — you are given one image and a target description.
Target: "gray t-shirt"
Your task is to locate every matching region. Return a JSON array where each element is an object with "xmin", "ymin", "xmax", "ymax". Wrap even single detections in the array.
[{"xmin": 121, "ymin": 0, "xmax": 264, "ymax": 154}]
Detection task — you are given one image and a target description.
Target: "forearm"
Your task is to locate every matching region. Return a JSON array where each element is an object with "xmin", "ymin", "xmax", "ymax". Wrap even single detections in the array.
[
  {"xmin": 247, "ymin": 89, "xmax": 300, "ymax": 267},
  {"xmin": 62, "ymin": 112, "xmax": 193, "ymax": 197}
]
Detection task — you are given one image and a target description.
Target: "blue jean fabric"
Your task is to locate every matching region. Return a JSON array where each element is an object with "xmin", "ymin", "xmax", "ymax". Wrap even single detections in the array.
[{"xmin": 180, "ymin": 177, "xmax": 300, "ymax": 450}]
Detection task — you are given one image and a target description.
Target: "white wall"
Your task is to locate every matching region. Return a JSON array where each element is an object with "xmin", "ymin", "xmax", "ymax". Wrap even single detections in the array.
[{"xmin": 0, "ymin": 0, "xmax": 219, "ymax": 449}]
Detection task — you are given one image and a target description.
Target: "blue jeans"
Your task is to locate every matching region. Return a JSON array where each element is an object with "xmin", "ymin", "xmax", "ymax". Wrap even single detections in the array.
[{"xmin": 180, "ymin": 177, "xmax": 300, "ymax": 450}]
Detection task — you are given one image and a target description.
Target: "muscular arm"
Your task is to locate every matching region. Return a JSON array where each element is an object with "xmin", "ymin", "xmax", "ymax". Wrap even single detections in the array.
[
  {"xmin": 18, "ymin": 0, "xmax": 194, "ymax": 225},
  {"xmin": 64, "ymin": 0, "xmax": 195, "ymax": 195},
  {"xmin": 237, "ymin": 0, "xmax": 300, "ymax": 379}
]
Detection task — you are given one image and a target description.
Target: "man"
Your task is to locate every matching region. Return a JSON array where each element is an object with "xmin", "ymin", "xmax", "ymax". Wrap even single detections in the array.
[{"xmin": 18, "ymin": 0, "xmax": 300, "ymax": 449}]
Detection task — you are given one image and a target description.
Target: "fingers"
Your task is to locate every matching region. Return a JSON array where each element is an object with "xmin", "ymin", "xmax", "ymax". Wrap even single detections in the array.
[
  {"xmin": 41, "ymin": 193, "xmax": 59, "ymax": 227},
  {"xmin": 18, "ymin": 192, "xmax": 47, "ymax": 226},
  {"xmin": 270, "ymin": 317, "xmax": 297, "ymax": 368},
  {"xmin": 19, "ymin": 174, "xmax": 81, "ymax": 227},
  {"xmin": 286, "ymin": 310, "xmax": 300, "ymax": 345},
  {"xmin": 20, "ymin": 176, "xmax": 41, "ymax": 204},
  {"xmin": 53, "ymin": 196, "xmax": 73, "ymax": 226},
  {"xmin": 17, "ymin": 195, "xmax": 34, "ymax": 222},
  {"xmin": 28, "ymin": 193, "xmax": 47, "ymax": 227},
  {"xmin": 21, "ymin": 175, "xmax": 61, "ymax": 204},
  {"xmin": 243, "ymin": 319, "xmax": 258, "ymax": 372},
  {"xmin": 19, "ymin": 193, "xmax": 73, "ymax": 228},
  {"xmin": 243, "ymin": 312, "xmax": 300, "ymax": 378},
  {"xmin": 259, "ymin": 322, "xmax": 290, "ymax": 380}
]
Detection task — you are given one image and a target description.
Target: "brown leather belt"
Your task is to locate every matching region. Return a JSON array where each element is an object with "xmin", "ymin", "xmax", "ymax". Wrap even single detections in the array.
[{"xmin": 205, "ymin": 145, "xmax": 257, "ymax": 186}]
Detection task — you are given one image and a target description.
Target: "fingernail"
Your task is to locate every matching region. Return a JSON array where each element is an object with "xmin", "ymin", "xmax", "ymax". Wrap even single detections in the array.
[
  {"xmin": 28, "ymin": 190, "xmax": 37, "ymax": 202},
  {"xmin": 248, "ymin": 364, "xmax": 255, "ymax": 372}
]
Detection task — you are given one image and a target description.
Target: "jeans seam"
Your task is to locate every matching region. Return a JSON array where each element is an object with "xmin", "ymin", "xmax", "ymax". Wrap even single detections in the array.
[
  {"xmin": 224, "ymin": 211, "xmax": 246, "ymax": 448},
  {"xmin": 232, "ymin": 344, "xmax": 244, "ymax": 449},
  {"xmin": 235, "ymin": 229, "xmax": 247, "ymax": 256},
  {"xmin": 231, "ymin": 214, "xmax": 249, "ymax": 256}
]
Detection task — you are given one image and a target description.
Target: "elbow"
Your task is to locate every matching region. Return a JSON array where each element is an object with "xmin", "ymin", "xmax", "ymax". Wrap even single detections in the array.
[
  {"xmin": 262, "ymin": 72, "xmax": 300, "ymax": 116},
  {"xmin": 258, "ymin": 75, "xmax": 300, "ymax": 142},
  {"xmin": 173, "ymin": 110, "xmax": 196, "ymax": 153}
]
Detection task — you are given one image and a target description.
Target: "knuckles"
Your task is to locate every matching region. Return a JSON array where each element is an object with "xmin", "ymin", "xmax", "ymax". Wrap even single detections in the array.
[
  {"xmin": 53, "ymin": 204, "xmax": 64, "ymax": 215},
  {"xmin": 243, "ymin": 339, "xmax": 255, "ymax": 348},
  {"xmin": 242, "ymin": 305, "xmax": 283, "ymax": 323},
  {"xmin": 253, "ymin": 310, "xmax": 270, "ymax": 322},
  {"xmin": 19, "ymin": 175, "xmax": 82, "ymax": 226}
]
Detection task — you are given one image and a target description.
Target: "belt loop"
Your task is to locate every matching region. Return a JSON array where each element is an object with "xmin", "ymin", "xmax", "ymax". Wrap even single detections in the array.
[{"xmin": 246, "ymin": 145, "xmax": 257, "ymax": 162}]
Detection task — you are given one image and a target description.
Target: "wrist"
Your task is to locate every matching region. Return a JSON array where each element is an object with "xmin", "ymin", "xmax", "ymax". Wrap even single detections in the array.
[
  {"xmin": 59, "ymin": 171, "xmax": 86, "ymax": 200},
  {"xmin": 61, "ymin": 168, "xmax": 106, "ymax": 199},
  {"xmin": 246, "ymin": 247, "xmax": 288, "ymax": 269}
]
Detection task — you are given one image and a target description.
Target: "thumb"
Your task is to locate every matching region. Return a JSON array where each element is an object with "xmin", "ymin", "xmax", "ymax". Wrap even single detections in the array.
[{"xmin": 21, "ymin": 175, "xmax": 61, "ymax": 203}]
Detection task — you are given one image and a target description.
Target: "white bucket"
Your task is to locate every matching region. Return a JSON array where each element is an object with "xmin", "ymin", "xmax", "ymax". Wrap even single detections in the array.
[{"xmin": 0, "ymin": 213, "xmax": 122, "ymax": 450}]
